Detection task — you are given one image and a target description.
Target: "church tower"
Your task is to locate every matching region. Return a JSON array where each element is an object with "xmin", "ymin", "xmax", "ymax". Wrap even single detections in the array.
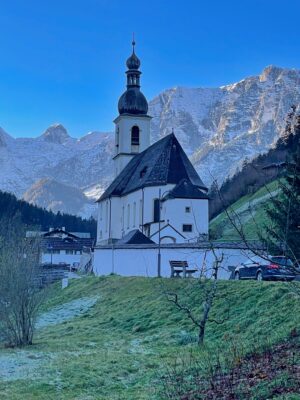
[{"xmin": 113, "ymin": 40, "xmax": 151, "ymax": 177}]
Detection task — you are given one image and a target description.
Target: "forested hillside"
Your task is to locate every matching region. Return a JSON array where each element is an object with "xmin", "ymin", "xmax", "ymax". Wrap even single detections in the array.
[{"xmin": 0, "ymin": 190, "xmax": 97, "ymax": 237}]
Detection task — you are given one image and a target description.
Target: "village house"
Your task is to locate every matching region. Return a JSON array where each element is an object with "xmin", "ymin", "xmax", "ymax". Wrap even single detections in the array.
[{"xmin": 26, "ymin": 227, "xmax": 94, "ymax": 268}]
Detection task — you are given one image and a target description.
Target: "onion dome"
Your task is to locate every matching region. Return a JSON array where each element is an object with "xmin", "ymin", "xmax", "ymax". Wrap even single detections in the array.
[
  {"xmin": 118, "ymin": 39, "xmax": 148, "ymax": 116},
  {"xmin": 126, "ymin": 50, "xmax": 140, "ymax": 70},
  {"xmin": 118, "ymin": 88, "xmax": 148, "ymax": 115}
]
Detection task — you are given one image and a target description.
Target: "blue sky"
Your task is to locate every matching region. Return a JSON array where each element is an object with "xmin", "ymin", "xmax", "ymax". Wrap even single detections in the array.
[{"xmin": 0, "ymin": 0, "xmax": 300, "ymax": 138}]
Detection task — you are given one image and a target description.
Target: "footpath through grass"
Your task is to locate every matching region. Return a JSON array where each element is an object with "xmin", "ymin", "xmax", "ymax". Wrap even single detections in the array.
[
  {"xmin": 210, "ymin": 179, "xmax": 280, "ymax": 240},
  {"xmin": 0, "ymin": 276, "xmax": 300, "ymax": 399}
]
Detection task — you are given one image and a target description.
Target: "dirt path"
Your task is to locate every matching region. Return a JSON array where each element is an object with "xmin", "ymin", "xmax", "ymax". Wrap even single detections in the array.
[{"xmin": 36, "ymin": 296, "xmax": 99, "ymax": 329}]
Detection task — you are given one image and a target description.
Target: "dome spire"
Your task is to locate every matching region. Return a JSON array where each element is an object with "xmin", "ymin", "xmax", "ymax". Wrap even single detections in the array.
[
  {"xmin": 132, "ymin": 32, "xmax": 136, "ymax": 52},
  {"xmin": 118, "ymin": 39, "xmax": 148, "ymax": 115},
  {"xmin": 126, "ymin": 36, "xmax": 141, "ymax": 72}
]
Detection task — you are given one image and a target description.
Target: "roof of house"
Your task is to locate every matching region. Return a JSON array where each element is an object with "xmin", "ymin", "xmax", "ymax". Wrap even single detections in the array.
[
  {"xmin": 164, "ymin": 179, "xmax": 209, "ymax": 200},
  {"xmin": 117, "ymin": 229, "xmax": 155, "ymax": 245},
  {"xmin": 43, "ymin": 229, "xmax": 79, "ymax": 239},
  {"xmin": 98, "ymin": 133, "xmax": 207, "ymax": 201},
  {"xmin": 41, "ymin": 237, "xmax": 94, "ymax": 251}
]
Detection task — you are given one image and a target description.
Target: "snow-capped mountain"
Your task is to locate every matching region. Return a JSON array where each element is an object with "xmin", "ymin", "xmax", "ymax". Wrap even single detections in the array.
[
  {"xmin": 0, "ymin": 65, "xmax": 299, "ymax": 217},
  {"xmin": 150, "ymin": 66, "xmax": 300, "ymax": 184}
]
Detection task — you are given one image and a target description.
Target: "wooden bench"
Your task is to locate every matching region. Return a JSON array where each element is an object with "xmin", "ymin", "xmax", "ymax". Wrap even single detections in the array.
[{"xmin": 169, "ymin": 260, "xmax": 198, "ymax": 278}]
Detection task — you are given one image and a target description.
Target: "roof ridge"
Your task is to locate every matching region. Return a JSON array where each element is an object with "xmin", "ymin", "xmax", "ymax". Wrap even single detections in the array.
[{"xmin": 98, "ymin": 132, "xmax": 207, "ymax": 201}]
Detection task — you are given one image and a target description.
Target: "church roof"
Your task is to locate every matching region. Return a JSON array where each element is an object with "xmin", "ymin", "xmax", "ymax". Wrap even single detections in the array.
[
  {"xmin": 117, "ymin": 229, "xmax": 155, "ymax": 245},
  {"xmin": 98, "ymin": 133, "xmax": 207, "ymax": 201},
  {"xmin": 164, "ymin": 179, "xmax": 209, "ymax": 200}
]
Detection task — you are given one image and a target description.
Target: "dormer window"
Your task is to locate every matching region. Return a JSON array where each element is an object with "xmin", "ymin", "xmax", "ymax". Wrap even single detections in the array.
[
  {"xmin": 131, "ymin": 126, "xmax": 140, "ymax": 146},
  {"xmin": 140, "ymin": 166, "xmax": 147, "ymax": 178}
]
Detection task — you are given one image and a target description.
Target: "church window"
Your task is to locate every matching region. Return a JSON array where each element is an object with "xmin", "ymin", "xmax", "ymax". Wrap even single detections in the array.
[
  {"xmin": 139, "ymin": 199, "xmax": 143, "ymax": 226},
  {"xmin": 105, "ymin": 202, "xmax": 109, "ymax": 232},
  {"xmin": 131, "ymin": 126, "xmax": 140, "ymax": 146},
  {"xmin": 140, "ymin": 166, "xmax": 147, "ymax": 178},
  {"xmin": 182, "ymin": 224, "xmax": 193, "ymax": 233},
  {"xmin": 116, "ymin": 126, "xmax": 119, "ymax": 148},
  {"xmin": 122, "ymin": 206, "xmax": 125, "ymax": 230},
  {"xmin": 153, "ymin": 198, "xmax": 160, "ymax": 223},
  {"xmin": 133, "ymin": 202, "xmax": 136, "ymax": 227},
  {"xmin": 127, "ymin": 204, "xmax": 130, "ymax": 229},
  {"xmin": 100, "ymin": 203, "xmax": 103, "ymax": 221},
  {"xmin": 185, "ymin": 206, "xmax": 191, "ymax": 213}
]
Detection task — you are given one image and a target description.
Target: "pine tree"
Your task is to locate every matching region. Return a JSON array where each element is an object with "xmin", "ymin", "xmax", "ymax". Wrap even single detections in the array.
[{"xmin": 264, "ymin": 110, "xmax": 300, "ymax": 261}]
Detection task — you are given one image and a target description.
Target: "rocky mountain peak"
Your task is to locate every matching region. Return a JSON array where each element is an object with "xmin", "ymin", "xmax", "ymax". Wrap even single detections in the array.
[
  {"xmin": 0, "ymin": 65, "xmax": 299, "ymax": 217},
  {"xmin": 0, "ymin": 127, "xmax": 13, "ymax": 147},
  {"xmin": 40, "ymin": 124, "xmax": 70, "ymax": 144},
  {"xmin": 260, "ymin": 65, "xmax": 285, "ymax": 82}
]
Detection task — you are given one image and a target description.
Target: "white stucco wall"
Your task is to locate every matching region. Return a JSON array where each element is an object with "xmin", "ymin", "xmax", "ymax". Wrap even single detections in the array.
[
  {"xmin": 155, "ymin": 197, "xmax": 209, "ymax": 241},
  {"xmin": 97, "ymin": 185, "xmax": 209, "ymax": 245},
  {"xmin": 114, "ymin": 114, "xmax": 151, "ymax": 176},
  {"xmin": 41, "ymin": 251, "xmax": 81, "ymax": 266},
  {"xmin": 97, "ymin": 184, "xmax": 173, "ymax": 244},
  {"xmin": 93, "ymin": 245, "xmax": 256, "ymax": 279}
]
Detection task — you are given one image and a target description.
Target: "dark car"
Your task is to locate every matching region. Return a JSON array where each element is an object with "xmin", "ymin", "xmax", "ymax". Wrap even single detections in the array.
[{"xmin": 234, "ymin": 255, "xmax": 297, "ymax": 281}]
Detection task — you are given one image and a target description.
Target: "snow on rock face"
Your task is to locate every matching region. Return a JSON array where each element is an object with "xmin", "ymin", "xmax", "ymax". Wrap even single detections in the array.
[
  {"xmin": 149, "ymin": 66, "xmax": 300, "ymax": 184},
  {"xmin": 39, "ymin": 124, "xmax": 71, "ymax": 144},
  {"xmin": 0, "ymin": 65, "xmax": 299, "ymax": 216}
]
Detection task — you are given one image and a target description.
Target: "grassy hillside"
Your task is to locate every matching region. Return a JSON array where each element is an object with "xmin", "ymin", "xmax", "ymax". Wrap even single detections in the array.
[
  {"xmin": 0, "ymin": 276, "xmax": 300, "ymax": 399},
  {"xmin": 210, "ymin": 179, "xmax": 280, "ymax": 241}
]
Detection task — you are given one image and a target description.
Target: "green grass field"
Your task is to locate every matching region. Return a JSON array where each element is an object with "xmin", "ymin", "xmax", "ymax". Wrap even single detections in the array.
[
  {"xmin": 210, "ymin": 180, "xmax": 280, "ymax": 240},
  {"xmin": 0, "ymin": 276, "xmax": 300, "ymax": 399}
]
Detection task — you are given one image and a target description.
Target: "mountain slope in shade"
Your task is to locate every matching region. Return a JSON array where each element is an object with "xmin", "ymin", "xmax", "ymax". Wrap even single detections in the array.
[
  {"xmin": 0, "ymin": 65, "xmax": 299, "ymax": 216},
  {"xmin": 0, "ymin": 127, "xmax": 14, "ymax": 147},
  {"xmin": 23, "ymin": 178, "xmax": 96, "ymax": 218}
]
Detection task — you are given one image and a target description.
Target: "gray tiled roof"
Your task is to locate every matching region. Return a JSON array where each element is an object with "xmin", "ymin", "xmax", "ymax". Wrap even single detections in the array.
[
  {"xmin": 164, "ymin": 179, "xmax": 209, "ymax": 200},
  {"xmin": 117, "ymin": 229, "xmax": 155, "ymax": 245},
  {"xmin": 98, "ymin": 133, "xmax": 207, "ymax": 201},
  {"xmin": 41, "ymin": 237, "xmax": 94, "ymax": 251}
]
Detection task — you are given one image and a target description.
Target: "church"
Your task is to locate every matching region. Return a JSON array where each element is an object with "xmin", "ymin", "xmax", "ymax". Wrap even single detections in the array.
[{"xmin": 96, "ymin": 41, "xmax": 209, "ymax": 247}]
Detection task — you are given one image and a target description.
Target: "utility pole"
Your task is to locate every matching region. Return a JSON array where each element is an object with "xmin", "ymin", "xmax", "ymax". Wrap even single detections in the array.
[{"xmin": 157, "ymin": 188, "xmax": 161, "ymax": 278}]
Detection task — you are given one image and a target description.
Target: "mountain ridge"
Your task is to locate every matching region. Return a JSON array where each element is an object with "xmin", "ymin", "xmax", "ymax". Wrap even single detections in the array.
[{"xmin": 1, "ymin": 65, "xmax": 299, "ymax": 217}]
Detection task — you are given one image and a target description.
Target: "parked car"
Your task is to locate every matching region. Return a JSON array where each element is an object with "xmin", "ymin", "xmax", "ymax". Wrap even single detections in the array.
[{"xmin": 234, "ymin": 255, "xmax": 297, "ymax": 281}]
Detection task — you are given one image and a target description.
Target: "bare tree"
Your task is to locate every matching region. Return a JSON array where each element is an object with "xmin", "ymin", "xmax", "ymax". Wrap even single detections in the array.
[
  {"xmin": 0, "ymin": 220, "xmax": 45, "ymax": 347},
  {"xmin": 165, "ymin": 247, "xmax": 228, "ymax": 345}
]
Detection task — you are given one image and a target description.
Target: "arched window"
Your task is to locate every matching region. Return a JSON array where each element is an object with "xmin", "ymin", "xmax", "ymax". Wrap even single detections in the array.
[
  {"xmin": 133, "ymin": 202, "xmax": 136, "ymax": 227},
  {"xmin": 127, "ymin": 204, "xmax": 130, "ymax": 229},
  {"xmin": 153, "ymin": 198, "xmax": 160, "ymax": 223},
  {"xmin": 131, "ymin": 126, "xmax": 140, "ymax": 146}
]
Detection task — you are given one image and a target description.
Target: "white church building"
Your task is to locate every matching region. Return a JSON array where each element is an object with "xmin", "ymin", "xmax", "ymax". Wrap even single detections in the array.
[
  {"xmin": 96, "ymin": 41, "xmax": 209, "ymax": 246},
  {"xmin": 93, "ymin": 42, "xmax": 251, "ymax": 277}
]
